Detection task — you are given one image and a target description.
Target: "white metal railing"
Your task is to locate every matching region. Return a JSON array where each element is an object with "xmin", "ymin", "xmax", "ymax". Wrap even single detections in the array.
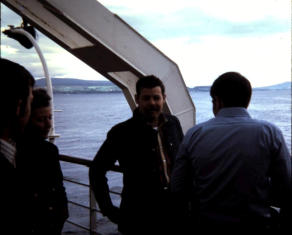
[{"xmin": 60, "ymin": 154, "xmax": 122, "ymax": 234}]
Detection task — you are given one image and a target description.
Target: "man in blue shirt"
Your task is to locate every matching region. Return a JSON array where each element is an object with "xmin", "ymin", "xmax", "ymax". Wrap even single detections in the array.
[{"xmin": 171, "ymin": 72, "xmax": 291, "ymax": 234}]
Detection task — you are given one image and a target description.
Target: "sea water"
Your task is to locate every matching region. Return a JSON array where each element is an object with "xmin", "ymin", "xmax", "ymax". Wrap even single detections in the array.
[{"xmin": 55, "ymin": 89, "xmax": 291, "ymax": 157}]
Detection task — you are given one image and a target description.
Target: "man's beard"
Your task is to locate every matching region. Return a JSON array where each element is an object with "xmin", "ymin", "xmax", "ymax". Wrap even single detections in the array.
[{"xmin": 144, "ymin": 107, "xmax": 161, "ymax": 124}]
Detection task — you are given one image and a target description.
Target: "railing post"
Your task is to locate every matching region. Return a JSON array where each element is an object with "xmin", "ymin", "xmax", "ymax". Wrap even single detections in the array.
[
  {"xmin": 89, "ymin": 187, "xmax": 97, "ymax": 234},
  {"xmin": 59, "ymin": 155, "xmax": 122, "ymax": 234}
]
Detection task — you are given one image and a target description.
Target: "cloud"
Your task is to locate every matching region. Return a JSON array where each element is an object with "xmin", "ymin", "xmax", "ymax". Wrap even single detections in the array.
[
  {"xmin": 121, "ymin": 11, "xmax": 289, "ymax": 41},
  {"xmin": 1, "ymin": 4, "xmax": 103, "ymax": 80},
  {"xmin": 99, "ymin": 0, "xmax": 290, "ymax": 41},
  {"xmin": 0, "ymin": 44, "xmax": 18, "ymax": 54},
  {"xmin": 98, "ymin": 0, "xmax": 292, "ymax": 87},
  {"xmin": 1, "ymin": 0, "xmax": 291, "ymax": 87},
  {"xmin": 193, "ymin": 0, "xmax": 290, "ymax": 22},
  {"xmin": 154, "ymin": 31, "xmax": 290, "ymax": 87},
  {"xmin": 100, "ymin": 0, "xmax": 290, "ymax": 22}
]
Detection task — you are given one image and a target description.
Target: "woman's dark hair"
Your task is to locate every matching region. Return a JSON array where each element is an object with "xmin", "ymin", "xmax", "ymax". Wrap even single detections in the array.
[
  {"xmin": 31, "ymin": 88, "xmax": 51, "ymax": 110},
  {"xmin": 210, "ymin": 72, "xmax": 252, "ymax": 108},
  {"xmin": 136, "ymin": 75, "xmax": 165, "ymax": 97}
]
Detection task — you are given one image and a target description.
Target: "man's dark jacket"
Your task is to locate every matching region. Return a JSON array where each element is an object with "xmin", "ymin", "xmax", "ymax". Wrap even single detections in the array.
[
  {"xmin": 89, "ymin": 109, "xmax": 184, "ymax": 233},
  {"xmin": 0, "ymin": 151, "xmax": 21, "ymax": 234},
  {"xmin": 17, "ymin": 136, "xmax": 69, "ymax": 235}
]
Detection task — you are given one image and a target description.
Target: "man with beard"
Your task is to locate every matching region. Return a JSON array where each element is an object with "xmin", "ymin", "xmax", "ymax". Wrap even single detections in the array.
[
  {"xmin": 0, "ymin": 58, "xmax": 35, "ymax": 234},
  {"xmin": 89, "ymin": 75, "xmax": 184, "ymax": 235}
]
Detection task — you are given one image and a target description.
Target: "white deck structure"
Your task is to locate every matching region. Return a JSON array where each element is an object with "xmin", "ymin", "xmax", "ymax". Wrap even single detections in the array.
[{"xmin": 2, "ymin": 0, "xmax": 196, "ymax": 133}]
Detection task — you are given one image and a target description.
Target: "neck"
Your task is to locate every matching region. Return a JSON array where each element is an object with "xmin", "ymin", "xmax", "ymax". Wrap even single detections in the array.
[
  {"xmin": 0, "ymin": 128, "xmax": 14, "ymax": 142},
  {"xmin": 147, "ymin": 119, "xmax": 159, "ymax": 128}
]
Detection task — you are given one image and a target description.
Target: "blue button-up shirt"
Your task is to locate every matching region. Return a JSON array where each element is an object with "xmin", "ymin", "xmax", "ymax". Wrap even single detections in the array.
[{"xmin": 171, "ymin": 107, "xmax": 291, "ymax": 223}]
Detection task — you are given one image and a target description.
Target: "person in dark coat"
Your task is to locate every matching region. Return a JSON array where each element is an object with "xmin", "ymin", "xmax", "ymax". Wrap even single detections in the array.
[
  {"xmin": 0, "ymin": 58, "xmax": 35, "ymax": 234},
  {"xmin": 89, "ymin": 75, "xmax": 184, "ymax": 235},
  {"xmin": 17, "ymin": 88, "xmax": 68, "ymax": 235}
]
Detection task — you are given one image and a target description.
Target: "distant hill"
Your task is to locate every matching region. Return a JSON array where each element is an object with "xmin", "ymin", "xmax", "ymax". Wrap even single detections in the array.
[
  {"xmin": 189, "ymin": 81, "xmax": 291, "ymax": 92},
  {"xmin": 36, "ymin": 78, "xmax": 291, "ymax": 94},
  {"xmin": 254, "ymin": 81, "xmax": 291, "ymax": 90},
  {"xmin": 188, "ymin": 86, "xmax": 210, "ymax": 92},
  {"xmin": 35, "ymin": 78, "xmax": 121, "ymax": 93},
  {"xmin": 36, "ymin": 78, "xmax": 114, "ymax": 86}
]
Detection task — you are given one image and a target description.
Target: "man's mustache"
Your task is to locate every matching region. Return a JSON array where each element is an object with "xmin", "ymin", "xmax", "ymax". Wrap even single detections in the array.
[{"xmin": 147, "ymin": 107, "xmax": 160, "ymax": 112}]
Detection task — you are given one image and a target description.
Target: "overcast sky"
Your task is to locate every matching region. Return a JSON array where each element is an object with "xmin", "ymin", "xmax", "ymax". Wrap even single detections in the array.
[{"xmin": 1, "ymin": 0, "xmax": 291, "ymax": 87}]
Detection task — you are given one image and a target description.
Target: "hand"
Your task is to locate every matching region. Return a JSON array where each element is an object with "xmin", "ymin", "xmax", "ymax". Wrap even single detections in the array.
[{"xmin": 105, "ymin": 206, "xmax": 120, "ymax": 224}]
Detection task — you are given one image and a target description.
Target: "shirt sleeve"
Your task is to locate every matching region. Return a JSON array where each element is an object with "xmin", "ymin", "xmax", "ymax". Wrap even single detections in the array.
[
  {"xmin": 171, "ymin": 136, "xmax": 191, "ymax": 194},
  {"xmin": 89, "ymin": 127, "xmax": 120, "ymax": 215},
  {"xmin": 269, "ymin": 127, "xmax": 291, "ymax": 214}
]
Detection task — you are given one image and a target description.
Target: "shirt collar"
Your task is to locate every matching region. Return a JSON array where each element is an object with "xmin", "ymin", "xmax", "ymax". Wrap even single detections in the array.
[
  {"xmin": 216, "ymin": 107, "xmax": 251, "ymax": 118},
  {"xmin": 0, "ymin": 139, "xmax": 16, "ymax": 168}
]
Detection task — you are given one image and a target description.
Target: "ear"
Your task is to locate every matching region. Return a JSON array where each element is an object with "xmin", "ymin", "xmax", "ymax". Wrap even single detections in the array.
[
  {"xmin": 212, "ymin": 96, "xmax": 223, "ymax": 115},
  {"xmin": 16, "ymin": 99, "xmax": 22, "ymax": 117},
  {"xmin": 163, "ymin": 94, "xmax": 166, "ymax": 103},
  {"xmin": 135, "ymin": 94, "xmax": 139, "ymax": 106},
  {"xmin": 217, "ymin": 98, "xmax": 224, "ymax": 110}
]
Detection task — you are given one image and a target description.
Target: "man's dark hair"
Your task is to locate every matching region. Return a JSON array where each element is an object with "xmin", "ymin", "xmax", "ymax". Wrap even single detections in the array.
[
  {"xmin": 210, "ymin": 72, "xmax": 252, "ymax": 108},
  {"xmin": 136, "ymin": 75, "xmax": 165, "ymax": 97},
  {"xmin": 0, "ymin": 58, "xmax": 35, "ymax": 130},
  {"xmin": 31, "ymin": 88, "xmax": 51, "ymax": 111}
]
